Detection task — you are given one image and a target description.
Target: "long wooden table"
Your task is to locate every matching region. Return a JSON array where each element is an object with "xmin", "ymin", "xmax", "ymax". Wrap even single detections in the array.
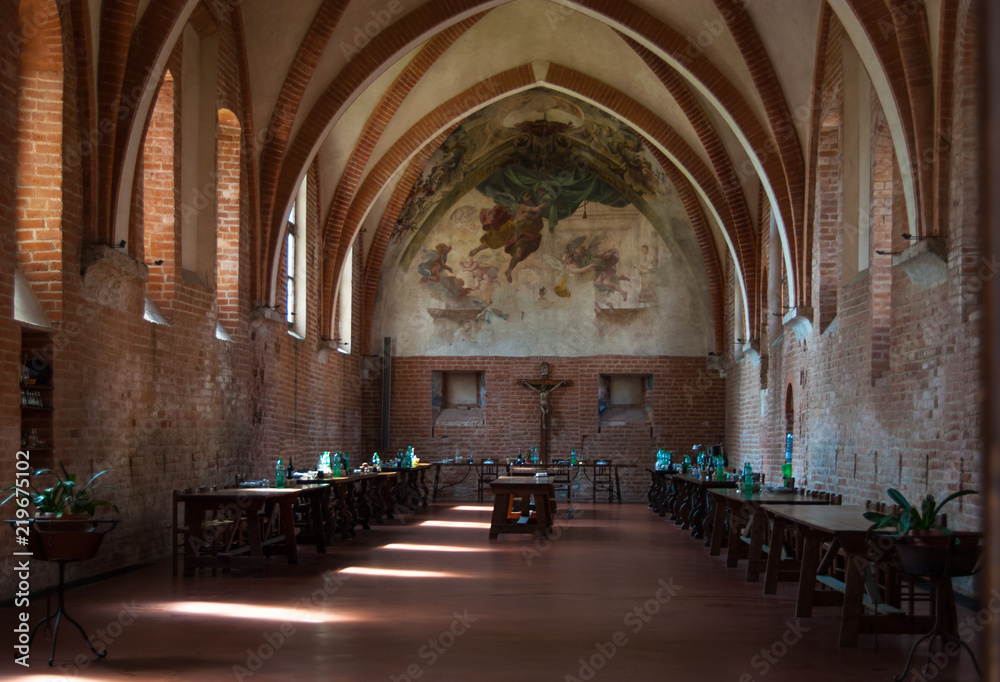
[
  {"xmin": 382, "ymin": 463, "xmax": 436, "ymax": 511},
  {"xmin": 760, "ymin": 504, "xmax": 937, "ymax": 646},
  {"xmin": 488, "ymin": 476, "xmax": 555, "ymax": 539},
  {"xmin": 669, "ymin": 473, "xmax": 737, "ymax": 539},
  {"xmin": 706, "ymin": 488, "xmax": 832, "ymax": 583},
  {"xmin": 177, "ymin": 488, "xmax": 299, "ymax": 576}
]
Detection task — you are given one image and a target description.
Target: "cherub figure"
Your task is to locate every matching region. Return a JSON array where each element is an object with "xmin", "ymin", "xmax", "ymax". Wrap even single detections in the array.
[
  {"xmin": 561, "ymin": 234, "xmax": 631, "ymax": 309},
  {"xmin": 459, "ymin": 256, "xmax": 501, "ymax": 289}
]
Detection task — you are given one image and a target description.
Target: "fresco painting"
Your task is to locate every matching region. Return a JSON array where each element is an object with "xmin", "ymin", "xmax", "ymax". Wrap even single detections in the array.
[{"xmin": 374, "ymin": 89, "xmax": 715, "ymax": 358}]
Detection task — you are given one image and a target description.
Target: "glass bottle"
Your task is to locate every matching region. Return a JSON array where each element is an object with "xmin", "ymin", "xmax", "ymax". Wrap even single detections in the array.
[
  {"xmin": 742, "ymin": 462, "xmax": 753, "ymax": 493},
  {"xmin": 275, "ymin": 457, "xmax": 286, "ymax": 488},
  {"xmin": 782, "ymin": 433, "xmax": 793, "ymax": 488}
]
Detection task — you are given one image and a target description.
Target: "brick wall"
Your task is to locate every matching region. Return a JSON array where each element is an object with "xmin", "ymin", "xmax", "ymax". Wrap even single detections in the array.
[
  {"xmin": 369, "ymin": 355, "xmax": 726, "ymax": 502},
  {"xmin": 724, "ymin": 11, "xmax": 983, "ymax": 534}
]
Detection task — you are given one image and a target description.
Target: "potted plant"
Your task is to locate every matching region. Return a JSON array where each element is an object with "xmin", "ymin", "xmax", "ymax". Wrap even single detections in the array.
[
  {"xmin": 863, "ymin": 487, "xmax": 976, "ymax": 536},
  {"xmin": 864, "ymin": 488, "xmax": 979, "ymax": 576},
  {"xmin": 3, "ymin": 461, "xmax": 117, "ymax": 518},
  {"xmin": 3, "ymin": 462, "xmax": 118, "ymax": 561}
]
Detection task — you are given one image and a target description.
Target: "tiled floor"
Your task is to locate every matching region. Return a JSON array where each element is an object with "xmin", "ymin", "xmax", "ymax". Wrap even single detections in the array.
[{"xmin": 0, "ymin": 502, "xmax": 986, "ymax": 681}]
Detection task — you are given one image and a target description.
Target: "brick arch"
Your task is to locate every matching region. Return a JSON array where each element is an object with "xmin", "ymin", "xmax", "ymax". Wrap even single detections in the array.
[
  {"xmin": 567, "ymin": 0, "xmax": 800, "ymax": 304},
  {"xmin": 268, "ymin": 0, "xmax": 803, "ymax": 312},
  {"xmin": 357, "ymin": 132, "xmax": 728, "ymax": 356},
  {"xmin": 107, "ymin": 0, "xmax": 200, "ymax": 248},
  {"xmin": 257, "ymin": 0, "xmax": 353, "ymax": 266},
  {"xmin": 831, "ymin": 0, "xmax": 923, "ymax": 240},
  {"xmin": 331, "ymin": 66, "xmax": 754, "ymax": 351},
  {"xmin": 320, "ymin": 65, "xmax": 535, "ymax": 339},
  {"xmin": 652, "ymin": 152, "xmax": 727, "ymax": 354},
  {"xmin": 16, "ymin": 0, "xmax": 65, "ymax": 321},
  {"xmin": 843, "ymin": 0, "xmax": 933, "ymax": 238},
  {"xmin": 318, "ymin": 15, "xmax": 486, "ymax": 336},
  {"xmin": 543, "ymin": 64, "xmax": 754, "ymax": 327},
  {"xmin": 263, "ymin": 3, "xmax": 494, "ymax": 307},
  {"xmin": 801, "ymin": 2, "xmax": 837, "ymax": 314},
  {"xmin": 623, "ymin": 37, "xmax": 757, "ymax": 331},
  {"xmin": 359, "ymin": 130, "xmax": 455, "ymax": 348},
  {"xmin": 94, "ymin": 0, "xmax": 142, "ymax": 244},
  {"xmin": 932, "ymin": 0, "xmax": 959, "ymax": 240},
  {"xmin": 711, "ymin": 0, "xmax": 802, "ymax": 295}
]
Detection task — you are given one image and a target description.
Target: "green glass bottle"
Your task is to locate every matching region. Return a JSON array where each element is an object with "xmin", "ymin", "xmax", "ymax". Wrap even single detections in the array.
[{"xmin": 275, "ymin": 457, "xmax": 286, "ymax": 488}]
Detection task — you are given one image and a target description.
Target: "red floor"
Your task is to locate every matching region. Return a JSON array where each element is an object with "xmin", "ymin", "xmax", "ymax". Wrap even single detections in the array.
[{"xmin": 0, "ymin": 502, "xmax": 986, "ymax": 681}]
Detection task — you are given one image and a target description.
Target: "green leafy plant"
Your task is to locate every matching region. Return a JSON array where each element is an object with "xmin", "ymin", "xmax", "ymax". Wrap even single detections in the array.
[
  {"xmin": 2, "ymin": 461, "xmax": 117, "ymax": 517},
  {"xmin": 863, "ymin": 488, "xmax": 976, "ymax": 535}
]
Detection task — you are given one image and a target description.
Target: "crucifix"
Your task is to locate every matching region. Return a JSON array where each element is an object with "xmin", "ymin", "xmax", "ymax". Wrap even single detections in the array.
[{"xmin": 518, "ymin": 374, "xmax": 572, "ymax": 463}]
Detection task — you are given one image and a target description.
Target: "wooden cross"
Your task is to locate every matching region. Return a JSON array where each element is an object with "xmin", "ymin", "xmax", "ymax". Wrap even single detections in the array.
[{"xmin": 518, "ymin": 377, "xmax": 572, "ymax": 463}]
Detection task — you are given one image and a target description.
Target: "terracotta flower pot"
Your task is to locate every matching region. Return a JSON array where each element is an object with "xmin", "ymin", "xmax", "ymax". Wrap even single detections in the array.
[
  {"xmin": 892, "ymin": 531, "xmax": 981, "ymax": 577},
  {"xmin": 30, "ymin": 518, "xmax": 106, "ymax": 561}
]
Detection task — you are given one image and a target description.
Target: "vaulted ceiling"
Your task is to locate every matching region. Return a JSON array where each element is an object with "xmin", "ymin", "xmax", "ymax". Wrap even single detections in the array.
[{"xmin": 91, "ymin": 0, "xmax": 946, "ymax": 348}]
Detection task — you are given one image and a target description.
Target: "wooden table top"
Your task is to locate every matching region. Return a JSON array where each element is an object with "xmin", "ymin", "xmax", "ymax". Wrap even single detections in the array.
[
  {"xmin": 760, "ymin": 504, "xmax": 871, "ymax": 533},
  {"xmin": 708, "ymin": 488, "xmax": 831, "ymax": 505},
  {"xmin": 177, "ymin": 488, "xmax": 300, "ymax": 500},
  {"xmin": 673, "ymin": 472, "xmax": 738, "ymax": 488},
  {"xmin": 490, "ymin": 475, "xmax": 557, "ymax": 489},
  {"xmin": 381, "ymin": 463, "xmax": 434, "ymax": 472}
]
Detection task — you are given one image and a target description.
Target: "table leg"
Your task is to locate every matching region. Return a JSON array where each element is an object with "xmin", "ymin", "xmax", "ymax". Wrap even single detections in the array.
[
  {"xmin": 709, "ymin": 497, "xmax": 728, "ymax": 556},
  {"xmin": 726, "ymin": 502, "xmax": 749, "ymax": 568},
  {"xmin": 182, "ymin": 504, "xmax": 208, "ymax": 577},
  {"xmin": 309, "ymin": 492, "xmax": 327, "ymax": 553},
  {"xmin": 280, "ymin": 499, "xmax": 298, "ymax": 564},
  {"xmin": 839, "ymin": 552, "xmax": 866, "ymax": 647},
  {"xmin": 489, "ymin": 493, "xmax": 510, "ymax": 539},
  {"xmin": 355, "ymin": 480, "xmax": 372, "ymax": 530},
  {"xmin": 745, "ymin": 507, "xmax": 767, "ymax": 582},
  {"xmin": 795, "ymin": 531, "xmax": 824, "ymax": 618},
  {"xmin": 763, "ymin": 515, "xmax": 789, "ymax": 594},
  {"xmin": 534, "ymin": 491, "xmax": 553, "ymax": 534},
  {"xmin": 382, "ymin": 477, "xmax": 396, "ymax": 519}
]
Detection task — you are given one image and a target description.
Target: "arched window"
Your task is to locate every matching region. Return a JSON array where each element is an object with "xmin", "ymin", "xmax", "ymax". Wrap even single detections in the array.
[
  {"xmin": 215, "ymin": 109, "xmax": 241, "ymax": 337},
  {"xmin": 335, "ymin": 244, "xmax": 353, "ymax": 354},
  {"xmin": 285, "ymin": 180, "xmax": 308, "ymax": 338}
]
